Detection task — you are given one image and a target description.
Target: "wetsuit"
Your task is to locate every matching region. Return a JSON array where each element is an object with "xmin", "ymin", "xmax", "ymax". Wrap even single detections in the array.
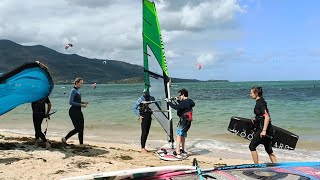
[
  {"xmin": 65, "ymin": 87, "xmax": 84, "ymax": 144},
  {"xmin": 32, "ymin": 97, "xmax": 50, "ymax": 142},
  {"xmin": 139, "ymin": 103, "xmax": 152, "ymax": 148},
  {"xmin": 169, "ymin": 99, "xmax": 195, "ymax": 137},
  {"xmin": 249, "ymin": 97, "xmax": 274, "ymax": 154},
  {"xmin": 133, "ymin": 95, "xmax": 146, "ymax": 116}
]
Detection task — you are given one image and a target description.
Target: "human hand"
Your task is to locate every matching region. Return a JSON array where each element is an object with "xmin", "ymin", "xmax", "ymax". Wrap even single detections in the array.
[
  {"xmin": 260, "ymin": 130, "xmax": 266, "ymax": 138},
  {"xmin": 251, "ymin": 117, "xmax": 255, "ymax": 124},
  {"xmin": 81, "ymin": 104, "xmax": 87, "ymax": 108},
  {"xmin": 139, "ymin": 116, "xmax": 143, "ymax": 123},
  {"xmin": 45, "ymin": 113, "xmax": 50, "ymax": 120}
]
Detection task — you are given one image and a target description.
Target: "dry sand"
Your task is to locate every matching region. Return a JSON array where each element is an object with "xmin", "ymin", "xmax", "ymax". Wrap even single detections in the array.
[{"xmin": 0, "ymin": 132, "xmax": 253, "ymax": 180}]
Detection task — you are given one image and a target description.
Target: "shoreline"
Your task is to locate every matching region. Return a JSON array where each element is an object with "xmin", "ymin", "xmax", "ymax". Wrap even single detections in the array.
[
  {"xmin": 0, "ymin": 130, "xmax": 319, "ymax": 179},
  {"xmin": 0, "ymin": 132, "xmax": 253, "ymax": 179}
]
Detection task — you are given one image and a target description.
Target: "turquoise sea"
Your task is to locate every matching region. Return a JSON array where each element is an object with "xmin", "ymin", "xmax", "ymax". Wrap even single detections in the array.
[{"xmin": 1, "ymin": 80, "xmax": 320, "ymax": 161}]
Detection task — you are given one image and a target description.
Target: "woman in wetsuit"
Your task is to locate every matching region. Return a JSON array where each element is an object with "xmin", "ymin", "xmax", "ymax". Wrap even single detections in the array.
[
  {"xmin": 249, "ymin": 87, "xmax": 277, "ymax": 164},
  {"xmin": 139, "ymin": 95, "xmax": 152, "ymax": 153},
  {"xmin": 62, "ymin": 77, "xmax": 88, "ymax": 147}
]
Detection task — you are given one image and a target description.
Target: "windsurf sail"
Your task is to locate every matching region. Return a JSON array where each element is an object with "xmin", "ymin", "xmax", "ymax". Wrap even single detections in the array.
[
  {"xmin": 143, "ymin": 0, "xmax": 174, "ymax": 145},
  {"xmin": 0, "ymin": 62, "xmax": 54, "ymax": 116}
]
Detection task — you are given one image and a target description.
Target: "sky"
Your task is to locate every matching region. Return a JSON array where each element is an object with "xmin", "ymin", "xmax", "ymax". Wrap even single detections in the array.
[{"xmin": 0, "ymin": 0, "xmax": 319, "ymax": 81}]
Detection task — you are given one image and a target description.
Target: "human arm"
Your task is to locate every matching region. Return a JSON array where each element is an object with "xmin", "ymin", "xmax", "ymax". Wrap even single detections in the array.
[
  {"xmin": 69, "ymin": 89, "xmax": 82, "ymax": 106},
  {"xmin": 45, "ymin": 98, "xmax": 51, "ymax": 114},
  {"xmin": 133, "ymin": 97, "xmax": 144, "ymax": 116},
  {"xmin": 260, "ymin": 105, "xmax": 270, "ymax": 137}
]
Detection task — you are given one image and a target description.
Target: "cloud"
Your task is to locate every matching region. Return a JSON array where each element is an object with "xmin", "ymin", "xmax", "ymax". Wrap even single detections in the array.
[
  {"xmin": 157, "ymin": 0, "xmax": 246, "ymax": 31},
  {"xmin": 0, "ymin": 0, "xmax": 249, "ymax": 79},
  {"xmin": 196, "ymin": 53, "xmax": 218, "ymax": 66},
  {"xmin": 67, "ymin": 0, "xmax": 116, "ymax": 8}
]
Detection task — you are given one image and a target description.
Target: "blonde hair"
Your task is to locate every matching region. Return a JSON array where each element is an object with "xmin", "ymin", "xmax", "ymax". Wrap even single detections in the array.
[{"xmin": 74, "ymin": 77, "xmax": 83, "ymax": 85}]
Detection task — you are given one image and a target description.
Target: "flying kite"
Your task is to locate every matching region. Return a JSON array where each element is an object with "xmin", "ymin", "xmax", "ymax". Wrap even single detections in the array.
[
  {"xmin": 65, "ymin": 43, "xmax": 73, "ymax": 50},
  {"xmin": 91, "ymin": 83, "xmax": 97, "ymax": 89},
  {"xmin": 197, "ymin": 63, "xmax": 202, "ymax": 70}
]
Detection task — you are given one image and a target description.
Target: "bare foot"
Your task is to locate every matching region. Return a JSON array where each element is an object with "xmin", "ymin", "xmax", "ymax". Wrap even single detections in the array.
[
  {"xmin": 45, "ymin": 141, "xmax": 51, "ymax": 150},
  {"xmin": 141, "ymin": 148, "xmax": 148, "ymax": 153}
]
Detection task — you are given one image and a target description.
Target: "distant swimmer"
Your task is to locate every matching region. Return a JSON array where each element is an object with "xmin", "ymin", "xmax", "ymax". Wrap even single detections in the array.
[
  {"xmin": 249, "ymin": 87, "xmax": 277, "ymax": 164},
  {"xmin": 166, "ymin": 89, "xmax": 195, "ymax": 159},
  {"xmin": 133, "ymin": 89, "xmax": 152, "ymax": 153},
  {"xmin": 62, "ymin": 77, "xmax": 88, "ymax": 148}
]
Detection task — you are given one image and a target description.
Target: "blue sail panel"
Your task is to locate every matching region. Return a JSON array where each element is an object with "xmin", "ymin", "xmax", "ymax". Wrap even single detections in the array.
[{"xmin": 0, "ymin": 62, "xmax": 54, "ymax": 116}]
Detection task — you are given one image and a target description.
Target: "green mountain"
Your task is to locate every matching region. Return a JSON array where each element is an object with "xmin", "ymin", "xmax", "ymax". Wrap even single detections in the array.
[
  {"xmin": 0, "ymin": 40, "xmax": 228, "ymax": 83},
  {"xmin": 0, "ymin": 40, "xmax": 144, "ymax": 84}
]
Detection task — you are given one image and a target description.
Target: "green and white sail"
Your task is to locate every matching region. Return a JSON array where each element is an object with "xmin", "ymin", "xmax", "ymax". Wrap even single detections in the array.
[{"xmin": 143, "ymin": 0, "xmax": 174, "ymax": 145}]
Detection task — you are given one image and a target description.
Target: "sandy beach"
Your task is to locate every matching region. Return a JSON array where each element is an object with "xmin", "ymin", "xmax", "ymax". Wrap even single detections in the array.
[{"xmin": 0, "ymin": 132, "xmax": 254, "ymax": 180}]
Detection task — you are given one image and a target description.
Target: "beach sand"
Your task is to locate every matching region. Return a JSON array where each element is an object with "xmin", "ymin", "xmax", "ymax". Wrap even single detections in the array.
[{"xmin": 0, "ymin": 132, "xmax": 253, "ymax": 180}]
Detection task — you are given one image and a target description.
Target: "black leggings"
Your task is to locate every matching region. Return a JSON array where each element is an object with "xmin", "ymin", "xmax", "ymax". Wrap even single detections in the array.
[
  {"xmin": 65, "ymin": 108, "xmax": 84, "ymax": 144},
  {"xmin": 33, "ymin": 114, "xmax": 47, "ymax": 142},
  {"xmin": 141, "ymin": 117, "xmax": 152, "ymax": 148},
  {"xmin": 249, "ymin": 133, "xmax": 273, "ymax": 154}
]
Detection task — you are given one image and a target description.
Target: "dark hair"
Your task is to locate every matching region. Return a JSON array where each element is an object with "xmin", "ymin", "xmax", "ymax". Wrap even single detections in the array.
[
  {"xmin": 144, "ymin": 93, "xmax": 150, "ymax": 101},
  {"xmin": 74, "ymin": 77, "xmax": 83, "ymax": 85},
  {"xmin": 179, "ymin": 88, "xmax": 188, "ymax": 97},
  {"xmin": 251, "ymin": 86, "xmax": 263, "ymax": 97}
]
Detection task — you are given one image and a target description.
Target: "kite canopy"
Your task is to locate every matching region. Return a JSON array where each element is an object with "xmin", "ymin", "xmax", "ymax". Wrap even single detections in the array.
[
  {"xmin": 65, "ymin": 43, "xmax": 73, "ymax": 50},
  {"xmin": 198, "ymin": 63, "xmax": 202, "ymax": 70},
  {"xmin": 0, "ymin": 62, "xmax": 54, "ymax": 116}
]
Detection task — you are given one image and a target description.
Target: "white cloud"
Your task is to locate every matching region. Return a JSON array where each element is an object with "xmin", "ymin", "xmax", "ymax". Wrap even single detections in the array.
[
  {"xmin": 197, "ymin": 53, "xmax": 218, "ymax": 66},
  {"xmin": 0, "ymin": 0, "xmax": 248, "ymax": 79},
  {"xmin": 158, "ymin": 0, "xmax": 246, "ymax": 31},
  {"xmin": 165, "ymin": 50, "xmax": 180, "ymax": 59}
]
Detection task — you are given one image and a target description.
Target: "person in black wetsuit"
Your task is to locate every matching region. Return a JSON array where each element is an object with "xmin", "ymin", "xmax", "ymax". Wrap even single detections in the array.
[
  {"xmin": 62, "ymin": 77, "xmax": 88, "ymax": 148},
  {"xmin": 249, "ymin": 87, "xmax": 277, "ymax": 164},
  {"xmin": 138, "ymin": 94, "xmax": 152, "ymax": 153},
  {"xmin": 32, "ymin": 97, "xmax": 52, "ymax": 149},
  {"xmin": 167, "ymin": 89, "xmax": 195, "ymax": 158}
]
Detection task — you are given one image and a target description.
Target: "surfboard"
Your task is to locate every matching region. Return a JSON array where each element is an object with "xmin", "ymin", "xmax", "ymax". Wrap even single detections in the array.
[
  {"xmin": 228, "ymin": 116, "xmax": 299, "ymax": 150},
  {"xmin": 61, "ymin": 161, "xmax": 320, "ymax": 180},
  {"xmin": 156, "ymin": 144, "xmax": 188, "ymax": 161},
  {"xmin": 60, "ymin": 166, "xmax": 195, "ymax": 180}
]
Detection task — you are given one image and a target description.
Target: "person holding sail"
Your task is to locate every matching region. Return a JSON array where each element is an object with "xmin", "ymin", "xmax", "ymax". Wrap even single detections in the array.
[
  {"xmin": 167, "ymin": 88, "xmax": 195, "ymax": 158},
  {"xmin": 32, "ymin": 96, "xmax": 52, "ymax": 149},
  {"xmin": 133, "ymin": 89, "xmax": 153, "ymax": 153}
]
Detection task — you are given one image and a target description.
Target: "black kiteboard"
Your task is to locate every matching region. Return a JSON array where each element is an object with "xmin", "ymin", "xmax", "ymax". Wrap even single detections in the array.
[{"xmin": 228, "ymin": 117, "xmax": 299, "ymax": 150}]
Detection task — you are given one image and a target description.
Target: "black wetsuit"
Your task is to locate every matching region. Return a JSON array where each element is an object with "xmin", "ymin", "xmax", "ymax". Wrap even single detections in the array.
[
  {"xmin": 249, "ymin": 97, "xmax": 274, "ymax": 154},
  {"xmin": 32, "ymin": 97, "xmax": 50, "ymax": 142},
  {"xmin": 169, "ymin": 99, "xmax": 195, "ymax": 133},
  {"xmin": 65, "ymin": 87, "xmax": 84, "ymax": 144},
  {"xmin": 139, "ymin": 103, "xmax": 152, "ymax": 148}
]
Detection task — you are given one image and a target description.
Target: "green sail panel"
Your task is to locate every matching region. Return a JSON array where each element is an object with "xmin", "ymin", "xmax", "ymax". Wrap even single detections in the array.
[{"xmin": 142, "ymin": 0, "xmax": 173, "ymax": 144}]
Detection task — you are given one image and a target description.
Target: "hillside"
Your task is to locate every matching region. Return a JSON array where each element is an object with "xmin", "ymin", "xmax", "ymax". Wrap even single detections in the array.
[{"xmin": 0, "ymin": 40, "xmax": 228, "ymax": 84}]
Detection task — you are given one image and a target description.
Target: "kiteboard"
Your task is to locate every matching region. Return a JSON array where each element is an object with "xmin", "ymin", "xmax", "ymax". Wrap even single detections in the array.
[
  {"xmin": 228, "ymin": 116, "xmax": 299, "ymax": 150},
  {"xmin": 156, "ymin": 144, "xmax": 188, "ymax": 161}
]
